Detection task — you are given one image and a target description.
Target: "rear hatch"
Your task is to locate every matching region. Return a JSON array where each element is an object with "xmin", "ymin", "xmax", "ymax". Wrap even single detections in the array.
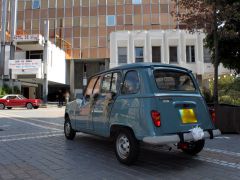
[{"xmin": 152, "ymin": 68, "xmax": 214, "ymax": 135}]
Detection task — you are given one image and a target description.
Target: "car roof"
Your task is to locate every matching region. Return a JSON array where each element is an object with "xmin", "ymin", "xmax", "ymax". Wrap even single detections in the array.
[{"xmin": 94, "ymin": 63, "xmax": 190, "ymax": 76}]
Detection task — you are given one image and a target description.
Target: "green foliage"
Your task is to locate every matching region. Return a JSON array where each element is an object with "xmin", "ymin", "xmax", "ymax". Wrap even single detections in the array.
[
  {"xmin": 209, "ymin": 75, "xmax": 240, "ymax": 105},
  {"xmin": 177, "ymin": 0, "xmax": 240, "ymax": 73},
  {"xmin": 0, "ymin": 85, "xmax": 20, "ymax": 96}
]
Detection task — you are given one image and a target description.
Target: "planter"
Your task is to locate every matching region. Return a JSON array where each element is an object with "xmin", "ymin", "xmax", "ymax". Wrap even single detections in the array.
[{"xmin": 215, "ymin": 104, "xmax": 240, "ymax": 134}]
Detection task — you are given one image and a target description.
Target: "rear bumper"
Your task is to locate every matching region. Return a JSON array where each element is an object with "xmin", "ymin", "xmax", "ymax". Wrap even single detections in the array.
[{"xmin": 143, "ymin": 129, "xmax": 221, "ymax": 145}]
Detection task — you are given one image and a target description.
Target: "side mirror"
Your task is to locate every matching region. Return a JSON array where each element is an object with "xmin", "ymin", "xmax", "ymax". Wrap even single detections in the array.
[{"xmin": 93, "ymin": 93, "xmax": 99, "ymax": 99}]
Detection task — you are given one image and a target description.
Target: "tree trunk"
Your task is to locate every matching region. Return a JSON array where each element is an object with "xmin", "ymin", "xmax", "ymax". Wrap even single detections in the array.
[{"xmin": 213, "ymin": 0, "xmax": 219, "ymax": 105}]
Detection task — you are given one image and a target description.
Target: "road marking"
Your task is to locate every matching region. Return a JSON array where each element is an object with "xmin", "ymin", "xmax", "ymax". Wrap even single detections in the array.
[
  {"xmin": 0, "ymin": 114, "xmax": 61, "ymax": 131},
  {"xmin": 195, "ymin": 156, "xmax": 240, "ymax": 170},
  {"xmin": 204, "ymin": 148, "xmax": 240, "ymax": 157},
  {"xmin": 0, "ymin": 130, "xmax": 63, "ymax": 138},
  {"xmin": 0, "ymin": 112, "xmax": 63, "ymax": 127},
  {"xmin": 0, "ymin": 125, "xmax": 10, "ymax": 128},
  {"xmin": 215, "ymin": 136, "xmax": 230, "ymax": 139},
  {"xmin": 0, "ymin": 133, "xmax": 63, "ymax": 142}
]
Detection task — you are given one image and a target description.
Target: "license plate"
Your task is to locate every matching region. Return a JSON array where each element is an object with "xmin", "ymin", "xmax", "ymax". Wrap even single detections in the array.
[{"xmin": 179, "ymin": 109, "xmax": 197, "ymax": 124}]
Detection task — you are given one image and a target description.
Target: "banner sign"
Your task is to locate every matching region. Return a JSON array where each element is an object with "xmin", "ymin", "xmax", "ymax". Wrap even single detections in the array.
[
  {"xmin": 9, "ymin": 59, "xmax": 42, "ymax": 69},
  {"xmin": 13, "ymin": 34, "xmax": 40, "ymax": 41}
]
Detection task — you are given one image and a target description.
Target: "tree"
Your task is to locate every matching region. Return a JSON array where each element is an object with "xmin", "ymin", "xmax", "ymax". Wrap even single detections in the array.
[{"xmin": 175, "ymin": 0, "xmax": 240, "ymax": 104}]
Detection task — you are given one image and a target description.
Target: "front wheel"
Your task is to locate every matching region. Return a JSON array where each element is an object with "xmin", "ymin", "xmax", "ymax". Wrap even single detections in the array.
[
  {"xmin": 64, "ymin": 120, "xmax": 76, "ymax": 140},
  {"xmin": 0, "ymin": 103, "xmax": 5, "ymax": 110},
  {"xmin": 26, "ymin": 103, "xmax": 33, "ymax": 109},
  {"xmin": 115, "ymin": 129, "xmax": 139, "ymax": 165},
  {"xmin": 180, "ymin": 139, "xmax": 205, "ymax": 155}
]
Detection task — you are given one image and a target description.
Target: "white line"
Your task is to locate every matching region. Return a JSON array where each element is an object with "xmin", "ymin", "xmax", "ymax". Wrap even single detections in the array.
[
  {"xmin": 215, "ymin": 136, "xmax": 230, "ymax": 139},
  {"xmin": 0, "ymin": 125, "xmax": 10, "ymax": 128},
  {"xmin": 194, "ymin": 156, "xmax": 240, "ymax": 170},
  {"xmin": 0, "ymin": 130, "xmax": 63, "ymax": 138},
  {"xmin": 0, "ymin": 112, "xmax": 63, "ymax": 127},
  {"xmin": 0, "ymin": 115, "xmax": 61, "ymax": 131},
  {"xmin": 204, "ymin": 148, "xmax": 240, "ymax": 157},
  {"xmin": 0, "ymin": 133, "xmax": 63, "ymax": 142}
]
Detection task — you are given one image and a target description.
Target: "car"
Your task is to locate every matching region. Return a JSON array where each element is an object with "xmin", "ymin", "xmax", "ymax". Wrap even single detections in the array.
[
  {"xmin": 0, "ymin": 94, "xmax": 42, "ymax": 109},
  {"xmin": 64, "ymin": 63, "xmax": 221, "ymax": 165}
]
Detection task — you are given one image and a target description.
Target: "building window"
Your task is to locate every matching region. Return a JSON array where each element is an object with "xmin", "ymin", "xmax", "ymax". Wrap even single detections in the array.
[
  {"xmin": 133, "ymin": 0, "xmax": 142, "ymax": 4},
  {"xmin": 152, "ymin": 46, "xmax": 161, "ymax": 63},
  {"xmin": 204, "ymin": 48, "xmax": 211, "ymax": 63},
  {"xmin": 118, "ymin": 47, "xmax": 127, "ymax": 64},
  {"xmin": 106, "ymin": 15, "xmax": 116, "ymax": 26},
  {"xmin": 32, "ymin": 0, "xmax": 40, "ymax": 9},
  {"xmin": 169, "ymin": 46, "xmax": 178, "ymax": 63},
  {"xmin": 135, "ymin": 47, "xmax": 144, "ymax": 62},
  {"xmin": 186, "ymin": 46, "xmax": 195, "ymax": 63}
]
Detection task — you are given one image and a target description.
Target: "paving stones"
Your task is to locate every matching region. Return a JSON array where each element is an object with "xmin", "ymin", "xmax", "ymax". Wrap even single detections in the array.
[{"xmin": 0, "ymin": 108, "xmax": 240, "ymax": 179}]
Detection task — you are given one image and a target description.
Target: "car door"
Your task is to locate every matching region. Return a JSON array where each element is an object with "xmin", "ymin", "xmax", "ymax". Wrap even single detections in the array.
[
  {"xmin": 6, "ymin": 95, "xmax": 18, "ymax": 107},
  {"xmin": 92, "ymin": 72, "xmax": 122, "ymax": 136},
  {"xmin": 75, "ymin": 76, "xmax": 101, "ymax": 131}
]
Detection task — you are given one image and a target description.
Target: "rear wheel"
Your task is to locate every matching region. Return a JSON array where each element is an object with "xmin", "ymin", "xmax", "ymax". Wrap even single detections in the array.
[
  {"xmin": 0, "ymin": 103, "xmax": 5, "ymax": 109},
  {"xmin": 115, "ymin": 129, "xmax": 139, "ymax": 165},
  {"xmin": 180, "ymin": 139, "xmax": 205, "ymax": 155},
  {"xmin": 26, "ymin": 103, "xmax": 33, "ymax": 109},
  {"xmin": 64, "ymin": 119, "xmax": 76, "ymax": 140}
]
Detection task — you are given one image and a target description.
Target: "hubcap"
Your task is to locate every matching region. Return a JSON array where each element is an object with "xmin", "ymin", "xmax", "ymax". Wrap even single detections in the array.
[
  {"xmin": 65, "ymin": 122, "xmax": 71, "ymax": 136},
  {"xmin": 116, "ymin": 134, "xmax": 130, "ymax": 159},
  {"xmin": 27, "ymin": 104, "xmax": 32, "ymax": 109}
]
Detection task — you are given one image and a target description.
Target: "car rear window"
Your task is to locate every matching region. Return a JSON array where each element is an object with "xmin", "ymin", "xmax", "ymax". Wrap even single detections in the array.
[{"xmin": 154, "ymin": 69, "xmax": 196, "ymax": 91}]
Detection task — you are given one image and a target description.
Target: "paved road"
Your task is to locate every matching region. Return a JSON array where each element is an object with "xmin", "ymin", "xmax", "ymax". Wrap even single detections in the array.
[{"xmin": 0, "ymin": 107, "xmax": 240, "ymax": 180}]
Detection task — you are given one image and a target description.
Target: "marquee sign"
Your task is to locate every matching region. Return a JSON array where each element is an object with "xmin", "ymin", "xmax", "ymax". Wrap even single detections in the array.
[
  {"xmin": 13, "ymin": 34, "xmax": 41, "ymax": 41},
  {"xmin": 9, "ymin": 59, "xmax": 42, "ymax": 69}
]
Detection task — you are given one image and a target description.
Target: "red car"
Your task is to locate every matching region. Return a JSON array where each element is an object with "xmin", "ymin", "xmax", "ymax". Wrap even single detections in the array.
[{"xmin": 0, "ymin": 94, "xmax": 42, "ymax": 109}]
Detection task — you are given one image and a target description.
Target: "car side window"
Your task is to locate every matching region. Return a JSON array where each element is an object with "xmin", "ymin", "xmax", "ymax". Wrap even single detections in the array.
[
  {"xmin": 8, "ymin": 96, "xmax": 17, "ymax": 100},
  {"xmin": 101, "ymin": 73, "xmax": 112, "ymax": 94},
  {"xmin": 84, "ymin": 76, "xmax": 98, "ymax": 97},
  {"xmin": 111, "ymin": 72, "xmax": 122, "ymax": 94},
  {"xmin": 121, "ymin": 70, "xmax": 140, "ymax": 94}
]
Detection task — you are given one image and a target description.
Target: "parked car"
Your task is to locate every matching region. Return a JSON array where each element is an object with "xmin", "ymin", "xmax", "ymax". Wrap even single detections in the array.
[
  {"xmin": 64, "ymin": 63, "xmax": 221, "ymax": 165},
  {"xmin": 0, "ymin": 94, "xmax": 42, "ymax": 109}
]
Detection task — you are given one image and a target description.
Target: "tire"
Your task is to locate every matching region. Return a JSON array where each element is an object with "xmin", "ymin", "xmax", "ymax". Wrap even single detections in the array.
[
  {"xmin": 26, "ymin": 103, "xmax": 33, "ymax": 109},
  {"xmin": 0, "ymin": 103, "xmax": 5, "ymax": 110},
  {"xmin": 64, "ymin": 119, "xmax": 76, "ymax": 140},
  {"xmin": 114, "ymin": 129, "xmax": 139, "ymax": 165},
  {"xmin": 7, "ymin": 107, "xmax": 12, "ymax": 109},
  {"xmin": 181, "ymin": 139, "xmax": 205, "ymax": 155}
]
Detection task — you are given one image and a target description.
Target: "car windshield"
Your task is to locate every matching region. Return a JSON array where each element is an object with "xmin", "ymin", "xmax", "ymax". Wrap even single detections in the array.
[
  {"xmin": 154, "ymin": 69, "xmax": 196, "ymax": 91},
  {"xmin": 18, "ymin": 95, "xmax": 27, "ymax": 99}
]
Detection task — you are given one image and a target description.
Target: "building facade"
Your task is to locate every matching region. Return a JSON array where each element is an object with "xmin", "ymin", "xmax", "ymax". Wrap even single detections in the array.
[
  {"xmin": 110, "ymin": 30, "xmax": 230, "ymax": 86},
  {"xmin": 0, "ymin": 0, "xmax": 230, "ymax": 97}
]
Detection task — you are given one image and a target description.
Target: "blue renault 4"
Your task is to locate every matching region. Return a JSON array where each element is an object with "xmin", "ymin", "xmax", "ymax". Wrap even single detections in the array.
[{"xmin": 64, "ymin": 63, "xmax": 221, "ymax": 165}]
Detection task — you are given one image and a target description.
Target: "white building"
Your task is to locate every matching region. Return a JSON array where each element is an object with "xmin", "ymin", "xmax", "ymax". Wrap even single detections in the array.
[
  {"xmin": 110, "ymin": 30, "xmax": 230, "ymax": 86},
  {"xmin": 2, "ymin": 34, "xmax": 66, "ymax": 99}
]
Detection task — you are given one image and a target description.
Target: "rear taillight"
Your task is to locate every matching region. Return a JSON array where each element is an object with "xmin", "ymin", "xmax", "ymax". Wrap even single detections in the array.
[
  {"xmin": 151, "ymin": 110, "xmax": 161, "ymax": 127},
  {"xmin": 209, "ymin": 108, "xmax": 216, "ymax": 124}
]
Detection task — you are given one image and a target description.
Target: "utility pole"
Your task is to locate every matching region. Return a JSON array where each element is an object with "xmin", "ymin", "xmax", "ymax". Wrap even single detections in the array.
[
  {"xmin": 43, "ymin": 20, "xmax": 49, "ymax": 107},
  {"xmin": 0, "ymin": 0, "xmax": 8, "ymax": 79},
  {"xmin": 10, "ymin": 0, "xmax": 18, "ymax": 79}
]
